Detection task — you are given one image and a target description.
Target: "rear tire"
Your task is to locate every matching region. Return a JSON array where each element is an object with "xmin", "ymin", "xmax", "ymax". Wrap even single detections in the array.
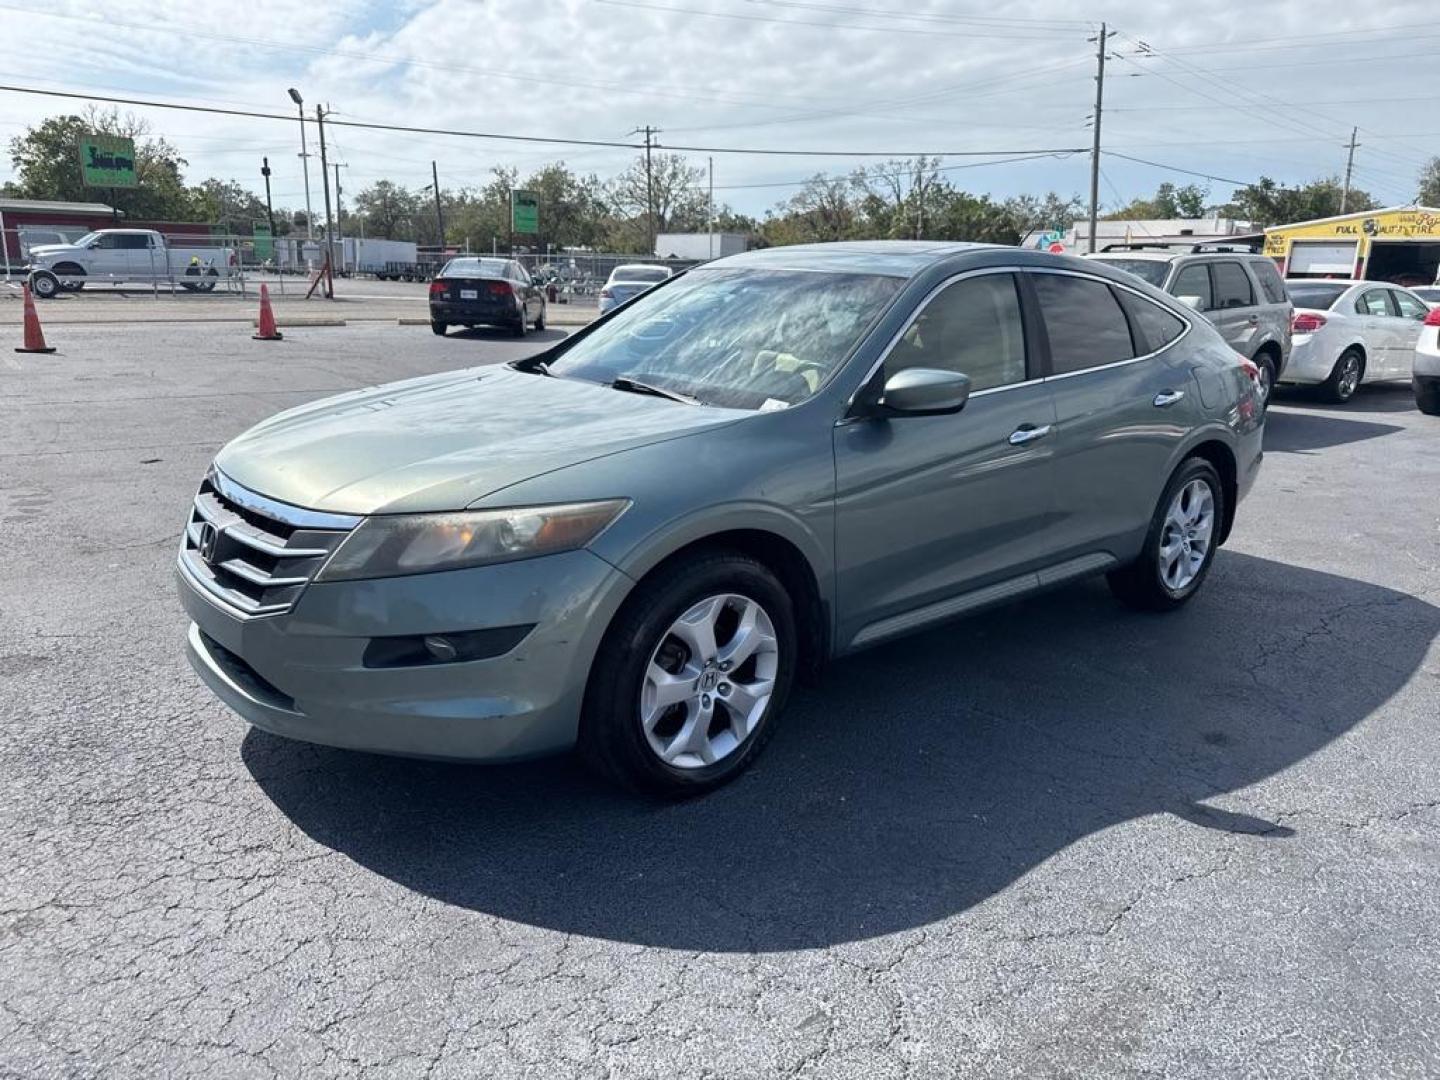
[
  {"xmin": 1252, "ymin": 352, "xmax": 1276, "ymax": 407},
  {"xmin": 1108, "ymin": 457, "xmax": 1225, "ymax": 613},
  {"xmin": 512, "ymin": 315, "xmax": 527, "ymax": 338},
  {"xmin": 1416, "ymin": 376, "xmax": 1440, "ymax": 416},
  {"xmin": 430, "ymin": 321, "xmax": 447, "ymax": 336},
  {"xmin": 1321, "ymin": 347, "xmax": 1363, "ymax": 403},
  {"xmin": 579, "ymin": 550, "xmax": 797, "ymax": 797},
  {"xmin": 535, "ymin": 304, "xmax": 546, "ymax": 332}
]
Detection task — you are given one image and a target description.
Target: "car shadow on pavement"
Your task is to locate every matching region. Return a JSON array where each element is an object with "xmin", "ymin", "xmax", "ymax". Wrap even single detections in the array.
[
  {"xmin": 1272, "ymin": 383, "xmax": 1416, "ymax": 414},
  {"xmin": 445, "ymin": 328, "xmax": 569, "ymax": 343},
  {"xmin": 1263, "ymin": 408, "xmax": 1404, "ymax": 453},
  {"xmin": 243, "ymin": 552, "xmax": 1439, "ymax": 952}
]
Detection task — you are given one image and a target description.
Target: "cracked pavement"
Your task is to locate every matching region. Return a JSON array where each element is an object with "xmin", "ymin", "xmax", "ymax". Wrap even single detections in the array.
[{"xmin": 2, "ymin": 323, "xmax": 1438, "ymax": 1078}]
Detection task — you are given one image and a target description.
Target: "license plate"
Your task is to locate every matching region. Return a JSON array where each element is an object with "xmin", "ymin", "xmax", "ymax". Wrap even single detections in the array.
[{"xmin": 459, "ymin": 289, "xmax": 478, "ymax": 299}]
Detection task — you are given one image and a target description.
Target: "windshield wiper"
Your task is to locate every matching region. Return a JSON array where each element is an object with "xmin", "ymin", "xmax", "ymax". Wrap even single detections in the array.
[{"xmin": 610, "ymin": 374, "xmax": 702, "ymax": 406}]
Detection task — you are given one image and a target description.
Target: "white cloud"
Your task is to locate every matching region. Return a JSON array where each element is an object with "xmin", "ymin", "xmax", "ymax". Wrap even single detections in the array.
[{"xmin": 1, "ymin": 0, "xmax": 1434, "ymax": 217}]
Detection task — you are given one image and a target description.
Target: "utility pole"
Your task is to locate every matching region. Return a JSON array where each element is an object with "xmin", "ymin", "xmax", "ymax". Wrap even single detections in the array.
[
  {"xmin": 316, "ymin": 104, "xmax": 335, "ymax": 297},
  {"xmin": 1341, "ymin": 127, "xmax": 1359, "ymax": 214},
  {"xmin": 331, "ymin": 161, "xmax": 348, "ymax": 272},
  {"xmin": 708, "ymin": 156, "xmax": 714, "ymax": 260},
  {"xmin": 1087, "ymin": 22, "xmax": 1107, "ymax": 255},
  {"xmin": 431, "ymin": 160, "xmax": 445, "ymax": 249}
]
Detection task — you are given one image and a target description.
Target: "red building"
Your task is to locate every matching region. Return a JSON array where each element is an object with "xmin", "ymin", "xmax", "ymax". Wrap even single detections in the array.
[{"xmin": 0, "ymin": 197, "xmax": 216, "ymax": 265}]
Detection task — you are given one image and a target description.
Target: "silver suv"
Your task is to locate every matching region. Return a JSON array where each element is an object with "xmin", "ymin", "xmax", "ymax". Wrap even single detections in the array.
[{"xmin": 1087, "ymin": 246, "xmax": 1293, "ymax": 403}]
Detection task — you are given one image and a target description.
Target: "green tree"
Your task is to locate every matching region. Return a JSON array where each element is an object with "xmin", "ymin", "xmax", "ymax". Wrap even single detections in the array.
[
  {"xmin": 188, "ymin": 178, "xmax": 269, "ymax": 236},
  {"xmin": 761, "ymin": 174, "xmax": 859, "ymax": 246},
  {"xmin": 352, "ymin": 179, "xmax": 421, "ymax": 240},
  {"xmin": 1000, "ymin": 191, "xmax": 1086, "ymax": 236},
  {"xmin": 606, "ymin": 153, "xmax": 709, "ymax": 251},
  {"xmin": 1418, "ymin": 158, "xmax": 1440, "ymax": 205},
  {"xmin": 1215, "ymin": 176, "xmax": 1377, "ymax": 227},
  {"xmin": 1104, "ymin": 182, "xmax": 1210, "ymax": 220},
  {"xmin": 5, "ymin": 108, "xmax": 193, "ymax": 220}
]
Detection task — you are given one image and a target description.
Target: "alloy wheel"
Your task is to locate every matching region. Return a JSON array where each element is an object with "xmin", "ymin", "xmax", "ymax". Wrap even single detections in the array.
[
  {"xmin": 641, "ymin": 593, "xmax": 779, "ymax": 769},
  {"xmin": 1158, "ymin": 478, "xmax": 1215, "ymax": 592},
  {"xmin": 1338, "ymin": 354, "xmax": 1361, "ymax": 400}
]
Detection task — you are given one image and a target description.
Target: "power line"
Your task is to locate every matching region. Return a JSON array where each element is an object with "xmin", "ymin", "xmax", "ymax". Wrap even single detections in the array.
[
  {"xmin": 0, "ymin": 82, "xmax": 1087, "ymax": 160},
  {"xmin": 1101, "ymin": 152, "xmax": 1255, "ymax": 188}
]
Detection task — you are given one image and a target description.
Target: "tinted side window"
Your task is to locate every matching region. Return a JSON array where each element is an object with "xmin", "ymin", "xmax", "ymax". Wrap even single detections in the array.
[
  {"xmin": 120, "ymin": 234, "xmax": 151, "ymax": 250},
  {"xmin": 1393, "ymin": 290, "xmax": 1428, "ymax": 320},
  {"xmin": 1031, "ymin": 273, "xmax": 1136, "ymax": 375},
  {"xmin": 1356, "ymin": 291, "xmax": 1394, "ymax": 316},
  {"xmin": 1251, "ymin": 259, "xmax": 1288, "ymax": 304},
  {"xmin": 1119, "ymin": 291, "xmax": 1187, "ymax": 352},
  {"xmin": 1212, "ymin": 262, "xmax": 1255, "ymax": 309},
  {"xmin": 887, "ymin": 273, "xmax": 1027, "ymax": 392},
  {"xmin": 93, "ymin": 234, "xmax": 120, "ymax": 249},
  {"xmin": 1171, "ymin": 264, "xmax": 1213, "ymax": 311}
]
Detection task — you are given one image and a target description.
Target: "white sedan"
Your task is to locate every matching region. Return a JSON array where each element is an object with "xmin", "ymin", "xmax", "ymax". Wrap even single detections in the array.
[
  {"xmin": 1280, "ymin": 280, "xmax": 1432, "ymax": 402},
  {"xmin": 1414, "ymin": 308, "xmax": 1440, "ymax": 415}
]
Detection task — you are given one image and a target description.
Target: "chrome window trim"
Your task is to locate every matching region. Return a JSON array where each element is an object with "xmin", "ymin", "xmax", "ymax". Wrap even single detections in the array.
[{"xmin": 210, "ymin": 467, "xmax": 363, "ymax": 530}]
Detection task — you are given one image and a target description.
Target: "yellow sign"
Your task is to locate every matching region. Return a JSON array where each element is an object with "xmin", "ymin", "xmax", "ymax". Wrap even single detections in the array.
[{"xmin": 1265, "ymin": 207, "xmax": 1440, "ymax": 263}]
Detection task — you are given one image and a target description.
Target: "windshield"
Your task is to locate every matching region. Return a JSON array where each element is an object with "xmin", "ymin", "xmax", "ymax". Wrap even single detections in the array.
[
  {"xmin": 1286, "ymin": 282, "xmax": 1349, "ymax": 310},
  {"xmin": 441, "ymin": 257, "xmax": 508, "ymax": 278},
  {"xmin": 72, "ymin": 232, "xmax": 101, "ymax": 247},
  {"xmin": 1090, "ymin": 258, "xmax": 1169, "ymax": 287},
  {"xmin": 611, "ymin": 266, "xmax": 669, "ymax": 284},
  {"xmin": 545, "ymin": 267, "xmax": 903, "ymax": 410}
]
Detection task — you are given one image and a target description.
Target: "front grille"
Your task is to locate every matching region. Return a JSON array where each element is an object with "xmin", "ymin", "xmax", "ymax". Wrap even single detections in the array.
[{"xmin": 180, "ymin": 469, "xmax": 358, "ymax": 617}]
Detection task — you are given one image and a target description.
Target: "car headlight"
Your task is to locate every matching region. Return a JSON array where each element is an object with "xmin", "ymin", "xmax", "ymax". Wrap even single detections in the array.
[{"xmin": 316, "ymin": 500, "xmax": 629, "ymax": 582}]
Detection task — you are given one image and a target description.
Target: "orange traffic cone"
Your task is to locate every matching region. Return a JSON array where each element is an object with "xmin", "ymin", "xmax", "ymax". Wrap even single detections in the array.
[
  {"xmin": 252, "ymin": 283, "xmax": 283, "ymax": 341},
  {"xmin": 15, "ymin": 284, "xmax": 56, "ymax": 354}
]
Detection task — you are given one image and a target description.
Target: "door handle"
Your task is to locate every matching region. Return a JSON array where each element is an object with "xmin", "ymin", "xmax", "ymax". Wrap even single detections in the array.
[
  {"xmin": 1008, "ymin": 423, "xmax": 1052, "ymax": 446},
  {"xmin": 1153, "ymin": 389, "xmax": 1186, "ymax": 407}
]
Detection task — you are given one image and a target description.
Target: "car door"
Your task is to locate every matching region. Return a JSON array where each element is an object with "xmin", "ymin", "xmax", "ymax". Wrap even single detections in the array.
[
  {"xmin": 1207, "ymin": 260, "xmax": 1261, "ymax": 355},
  {"xmin": 85, "ymin": 233, "xmax": 127, "ymax": 279},
  {"xmin": 1353, "ymin": 288, "xmax": 1398, "ymax": 373},
  {"xmin": 833, "ymin": 269, "xmax": 1059, "ymax": 649},
  {"xmin": 1029, "ymin": 269, "xmax": 1202, "ymax": 560},
  {"xmin": 1389, "ymin": 289, "xmax": 1430, "ymax": 377}
]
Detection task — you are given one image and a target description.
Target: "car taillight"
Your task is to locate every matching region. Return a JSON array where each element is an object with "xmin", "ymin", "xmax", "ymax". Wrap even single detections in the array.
[
  {"xmin": 1424, "ymin": 307, "xmax": 1440, "ymax": 326},
  {"xmin": 1292, "ymin": 312, "xmax": 1327, "ymax": 333},
  {"xmin": 1237, "ymin": 354, "xmax": 1260, "ymax": 381},
  {"xmin": 487, "ymin": 281, "xmax": 513, "ymax": 296},
  {"xmin": 428, "ymin": 279, "xmax": 446, "ymax": 295},
  {"xmin": 600, "ymin": 287, "xmax": 613, "ymax": 299}
]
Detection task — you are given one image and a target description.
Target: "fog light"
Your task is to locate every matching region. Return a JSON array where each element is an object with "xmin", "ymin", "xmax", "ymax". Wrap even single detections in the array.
[{"xmin": 423, "ymin": 635, "xmax": 459, "ymax": 662}]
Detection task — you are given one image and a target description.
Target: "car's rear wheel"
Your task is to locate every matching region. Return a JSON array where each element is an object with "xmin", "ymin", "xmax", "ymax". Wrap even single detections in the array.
[
  {"xmin": 579, "ymin": 550, "xmax": 797, "ymax": 797},
  {"xmin": 535, "ymin": 304, "xmax": 546, "ymax": 332},
  {"xmin": 1322, "ymin": 347, "xmax": 1363, "ymax": 403},
  {"xmin": 430, "ymin": 321, "xmax": 447, "ymax": 336},
  {"xmin": 512, "ymin": 314, "xmax": 527, "ymax": 338},
  {"xmin": 1252, "ymin": 351, "xmax": 1276, "ymax": 406},
  {"xmin": 1108, "ymin": 457, "xmax": 1224, "ymax": 612},
  {"xmin": 1415, "ymin": 376, "xmax": 1440, "ymax": 416}
]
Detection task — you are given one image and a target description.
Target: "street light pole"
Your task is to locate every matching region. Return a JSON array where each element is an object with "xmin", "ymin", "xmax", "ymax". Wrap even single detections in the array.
[{"xmin": 287, "ymin": 88, "xmax": 314, "ymax": 242}]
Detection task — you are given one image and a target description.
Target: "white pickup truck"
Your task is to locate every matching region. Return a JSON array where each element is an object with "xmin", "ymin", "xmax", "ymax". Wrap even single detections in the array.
[{"xmin": 26, "ymin": 228, "xmax": 237, "ymax": 297}]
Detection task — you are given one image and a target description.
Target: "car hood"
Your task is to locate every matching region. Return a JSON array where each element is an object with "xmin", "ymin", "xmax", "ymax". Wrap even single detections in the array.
[
  {"xmin": 214, "ymin": 366, "xmax": 747, "ymax": 515},
  {"xmin": 26, "ymin": 244, "xmax": 80, "ymax": 258}
]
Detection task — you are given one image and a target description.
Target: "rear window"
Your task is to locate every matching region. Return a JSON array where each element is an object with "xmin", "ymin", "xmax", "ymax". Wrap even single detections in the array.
[
  {"xmin": 1250, "ymin": 259, "xmax": 1288, "ymax": 304},
  {"xmin": 1031, "ymin": 273, "xmax": 1137, "ymax": 375},
  {"xmin": 441, "ymin": 257, "xmax": 508, "ymax": 278},
  {"xmin": 612, "ymin": 266, "xmax": 669, "ymax": 283},
  {"xmin": 1286, "ymin": 282, "xmax": 1348, "ymax": 310},
  {"xmin": 1118, "ymin": 291, "xmax": 1187, "ymax": 352},
  {"xmin": 1410, "ymin": 287, "xmax": 1440, "ymax": 304},
  {"xmin": 1089, "ymin": 258, "xmax": 1169, "ymax": 287},
  {"xmin": 1212, "ymin": 262, "xmax": 1255, "ymax": 309}
]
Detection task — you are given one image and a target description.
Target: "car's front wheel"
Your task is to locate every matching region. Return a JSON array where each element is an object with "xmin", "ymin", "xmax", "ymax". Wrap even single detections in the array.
[
  {"xmin": 579, "ymin": 550, "xmax": 797, "ymax": 797},
  {"xmin": 29, "ymin": 270, "xmax": 60, "ymax": 299},
  {"xmin": 1108, "ymin": 457, "xmax": 1225, "ymax": 612}
]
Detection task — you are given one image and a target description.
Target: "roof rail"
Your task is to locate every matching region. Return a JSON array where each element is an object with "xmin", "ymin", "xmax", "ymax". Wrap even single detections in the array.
[
  {"xmin": 1097, "ymin": 242, "xmax": 1185, "ymax": 252},
  {"xmin": 1189, "ymin": 241, "xmax": 1262, "ymax": 253}
]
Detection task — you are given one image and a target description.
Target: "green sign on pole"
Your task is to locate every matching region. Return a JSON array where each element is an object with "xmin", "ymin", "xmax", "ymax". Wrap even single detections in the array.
[
  {"xmin": 78, "ymin": 135, "xmax": 138, "ymax": 188},
  {"xmin": 511, "ymin": 190, "xmax": 539, "ymax": 234},
  {"xmin": 253, "ymin": 222, "xmax": 274, "ymax": 261}
]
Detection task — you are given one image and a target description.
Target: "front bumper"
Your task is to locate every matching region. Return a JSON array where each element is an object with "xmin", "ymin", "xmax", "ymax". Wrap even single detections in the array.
[{"xmin": 179, "ymin": 548, "xmax": 634, "ymax": 760}]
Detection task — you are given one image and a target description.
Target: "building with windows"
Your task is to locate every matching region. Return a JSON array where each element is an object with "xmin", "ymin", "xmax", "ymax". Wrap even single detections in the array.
[{"xmin": 1262, "ymin": 206, "xmax": 1440, "ymax": 284}]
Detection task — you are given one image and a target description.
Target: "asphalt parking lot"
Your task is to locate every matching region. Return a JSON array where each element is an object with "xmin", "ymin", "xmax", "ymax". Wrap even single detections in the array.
[{"xmin": 2, "ymin": 322, "xmax": 1438, "ymax": 1078}]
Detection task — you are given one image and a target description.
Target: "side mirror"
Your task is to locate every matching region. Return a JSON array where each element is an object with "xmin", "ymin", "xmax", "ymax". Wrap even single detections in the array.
[{"xmin": 876, "ymin": 367, "xmax": 972, "ymax": 416}]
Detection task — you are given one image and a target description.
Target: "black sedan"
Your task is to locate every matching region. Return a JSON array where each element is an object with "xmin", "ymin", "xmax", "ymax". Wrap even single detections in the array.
[{"xmin": 429, "ymin": 257, "xmax": 546, "ymax": 337}]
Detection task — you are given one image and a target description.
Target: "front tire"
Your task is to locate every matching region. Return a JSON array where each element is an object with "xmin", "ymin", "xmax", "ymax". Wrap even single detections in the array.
[
  {"xmin": 1415, "ymin": 376, "xmax": 1440, "ymax": 416},
  {"xmin": 29, "ymin": 271, "xmax": 59, "ymax": 299},
  {"xmin": 1322, "ymin": 347, "xmax": 1363, "ymax": 403},
  {"xmin": 1108, "ymin": 457, "xmax": 1225, "ymax": 612},
  {"xmin": 579, "ymin": 550, "xmax": 797, "ymax": 797}
]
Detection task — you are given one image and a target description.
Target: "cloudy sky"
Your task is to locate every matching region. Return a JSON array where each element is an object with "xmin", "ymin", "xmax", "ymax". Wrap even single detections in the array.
[{"xmin": 2, "ymin": 0, "xmax": 1436, "ymax": 221}]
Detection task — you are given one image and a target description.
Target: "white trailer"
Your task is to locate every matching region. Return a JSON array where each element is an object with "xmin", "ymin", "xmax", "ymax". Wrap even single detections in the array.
[
  {"xmin": 344, "ymin": 237, "xmax": 419, "ymax": 276},
  {"xmin": 654, "ymin": 232, "xmax": 749, "ymax": 261}
]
